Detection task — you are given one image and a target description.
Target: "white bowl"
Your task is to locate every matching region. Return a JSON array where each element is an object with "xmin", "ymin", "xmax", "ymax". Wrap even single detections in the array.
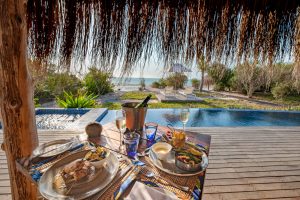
[
  {"xmin": 151, "ymin": 142, "xmax": 172, "ymax": 160},
  {"xmin": 86, "ymin": 150, "xmax": 110, "ymax": 169}
]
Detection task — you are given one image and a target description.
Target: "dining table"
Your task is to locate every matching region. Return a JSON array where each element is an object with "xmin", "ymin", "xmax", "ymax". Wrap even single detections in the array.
[{"xmin": 15, "ymin": 122, "xmax": 211, "ymax": 200}]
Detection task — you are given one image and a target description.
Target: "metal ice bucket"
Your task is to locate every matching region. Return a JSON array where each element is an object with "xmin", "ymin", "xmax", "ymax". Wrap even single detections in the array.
[{"xmin": 121, "ymin": 102, "xmax": 147, "ymax": 133}]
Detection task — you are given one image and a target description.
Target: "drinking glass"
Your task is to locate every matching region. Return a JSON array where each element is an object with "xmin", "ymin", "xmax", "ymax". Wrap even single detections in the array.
[
  {"xmin": 115, "ymin": 110, "xmax": 126, "ymax": 150},
  {"xmin": 144, "ymin": 122, "xmax": 158, "ymax": 141},
  {"xmin": 180, "ymin": 108, "xmax": 190, "ymax": 131},
  {"xmin": 123, "ymin": 132, "xmax": 140, "ymax": 158}
]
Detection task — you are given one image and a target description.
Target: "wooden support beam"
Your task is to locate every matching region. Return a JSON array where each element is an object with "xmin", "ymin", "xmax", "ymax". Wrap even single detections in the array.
[{"xmin": 0, "ymin": 0, "xmax": 38, "ymax": 199}]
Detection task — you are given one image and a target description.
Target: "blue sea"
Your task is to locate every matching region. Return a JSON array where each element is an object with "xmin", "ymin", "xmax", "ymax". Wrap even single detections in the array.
[{"xmin": 112, "ymin": 77, "xmax": 193, "ymax": 86}]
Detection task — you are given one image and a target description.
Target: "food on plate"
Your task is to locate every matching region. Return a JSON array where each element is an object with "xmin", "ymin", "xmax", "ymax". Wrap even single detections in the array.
[
  {"xmin": 176, "ymin": 147, "xmax": 203, "ymax": 166},
  {"xmin": 53, "ymin": 159, "xmax": 95, "ymax": 192},
  {"xmin": 172, "ymin": 131, "xmax": 186, "ymax": 148},
  {"xmin": 84, "ymin": 147, "xmax": 109, "ymax": 162}
]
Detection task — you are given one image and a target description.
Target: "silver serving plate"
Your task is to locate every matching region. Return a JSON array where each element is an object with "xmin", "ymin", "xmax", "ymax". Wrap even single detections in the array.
[
  {"xmin": 39, "ymin": 150, "xmax": 119, "ymax": 200},
  {"xmin": 32, "ymin": 139, "xmax": 74, "ymax": 158},
  {"xmin": 149, "ymin": 148, "xmax": 208, "ymax": 177}
]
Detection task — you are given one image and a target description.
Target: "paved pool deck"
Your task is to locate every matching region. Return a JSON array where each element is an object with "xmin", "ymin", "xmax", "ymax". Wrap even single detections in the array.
[{"xmin": 0, "ymin": 126, "xmax": 300, "ymax": 199}]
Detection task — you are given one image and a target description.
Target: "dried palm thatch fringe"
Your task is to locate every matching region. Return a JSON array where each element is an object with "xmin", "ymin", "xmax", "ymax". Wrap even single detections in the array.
[{"xmin": 27, "ymin": 0, "xmax": 300, "ymax": 80}]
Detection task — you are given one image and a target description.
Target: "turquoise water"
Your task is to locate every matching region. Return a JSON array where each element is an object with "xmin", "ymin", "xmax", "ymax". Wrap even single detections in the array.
[
  {"xmin": 112, "ymin": 77, "xmax": 193, "ymax": 86},
  {"xmin": 99, "ymin": 109, "xmax": 300, "ymax": 127}
]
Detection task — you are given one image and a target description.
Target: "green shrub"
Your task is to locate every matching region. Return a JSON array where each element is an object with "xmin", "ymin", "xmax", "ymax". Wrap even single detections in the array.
[
  {"xmin": 271, "ymin": 83, "xmax": 292, "ymax": 99},
  {"xmin": 57, "ymin": 91, "xmax": 97, "ymax": 108},
  {"xmin": 191, "ymin": 79, "xmax": 200, "ymax": 89},
  {"xmin": 151, "ymin": 81, "xmax": 160, "ymax": 88},
  {"xmin": 166, "ymin": 73, "xmax": 188, "ymax": 89},
  {"xmin": 158, "ymin": 78, "xmax": 167, "ymax": 88},
  {"xmin": 34, "ymin": 72, "xmax": 82, "ymax": 99},
  {"xmin": 34, "ymin": 98, "xmax": 41, "ymax": 107},
  {"xmin": 84, "ymin": 67, "xmax": 113, "ymax": 96},
  {"xmin": 208, "ymin": 63, "xmax": 233, "ymax": 91}
]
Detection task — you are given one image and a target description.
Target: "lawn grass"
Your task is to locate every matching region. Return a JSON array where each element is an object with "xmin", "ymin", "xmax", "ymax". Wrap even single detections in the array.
[
  {"xmin": 99, "ymin": 98, "xmax": 300, "ymax": 111},
  {"xmin": 253, "ymin": 92, "xmax": 300, "ymax": 106},
  {"xmin": 120, "ymin": 91, "xmax": 157, "ymax": 100}
]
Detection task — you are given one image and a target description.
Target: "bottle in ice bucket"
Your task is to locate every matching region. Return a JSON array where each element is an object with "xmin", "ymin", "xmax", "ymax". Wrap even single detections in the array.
[
  {"xmin": 122, "ymin": 95, "xmax": 151, "ymax": 134},
  {"xmin": 135, "ymin": 94, "xmax": 152, "ymax": 108},
  {"xmin": 123, "ymin": 132, "xmax": 140, "ymax": 158}
]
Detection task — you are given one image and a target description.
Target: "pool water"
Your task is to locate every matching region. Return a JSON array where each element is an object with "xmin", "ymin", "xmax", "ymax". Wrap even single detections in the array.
[
  {"xmin": 0, "ymin": 108, "xmax": 90, "ymax": 130},
  {"xmin": 99, "ymin": 108, "xmax": 300, "ymax": 127}
]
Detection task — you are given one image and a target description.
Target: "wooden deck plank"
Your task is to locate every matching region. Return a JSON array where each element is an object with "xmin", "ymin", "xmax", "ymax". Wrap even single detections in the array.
[
  {"xmin": 205, "ymin": 182, "xmax": 300, "ymax": 193},
  {"xmin": 205, "ymin": 175, "xmax": 300, "ymax": 186},
  {"xmin": 204, "ymin": 189, "xmax": 300, "ymax": 200},
  {"xmin": 1, "ymin": 127, "xmax": 300, "ymax": 200}
]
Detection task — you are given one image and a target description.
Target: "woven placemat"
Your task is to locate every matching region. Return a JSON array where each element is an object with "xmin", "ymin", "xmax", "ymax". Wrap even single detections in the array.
[{"xmin": 98, "ymin": 156, "xmax": 200, "ymax": 199}]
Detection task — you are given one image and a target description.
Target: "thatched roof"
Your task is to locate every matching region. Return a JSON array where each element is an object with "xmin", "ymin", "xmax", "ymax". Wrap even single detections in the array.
[{"xmin": 27, "ymin": 0, "xmax": 300, "ymax": 79}]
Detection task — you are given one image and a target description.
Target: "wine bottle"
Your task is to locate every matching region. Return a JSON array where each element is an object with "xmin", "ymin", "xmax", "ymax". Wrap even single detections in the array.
[{"xmin": 135, "ymin": 94, "xmax": 152, "ymax": 108}]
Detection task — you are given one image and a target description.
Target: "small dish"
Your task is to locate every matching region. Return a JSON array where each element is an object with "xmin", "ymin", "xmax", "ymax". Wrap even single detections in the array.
[
  {"xmin": 151, "ymin": 142, "xmax": 172, "ymax": 160},
  {"xmin": 84, "ymin": 147, "xmax": 110, "ymax": 169},
  {"xmin": 175, "ymin": 147, "xmax": 204, "ymax": 172}
]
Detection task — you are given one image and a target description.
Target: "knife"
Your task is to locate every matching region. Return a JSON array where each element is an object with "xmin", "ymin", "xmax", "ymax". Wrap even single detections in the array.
[
  {"xmin": 89, "ymin": 162, "xmax": 133, "ymax": 200},
  {"xmin": 113, "ymin": 166, "xmax": 141, "ymax": 200}
]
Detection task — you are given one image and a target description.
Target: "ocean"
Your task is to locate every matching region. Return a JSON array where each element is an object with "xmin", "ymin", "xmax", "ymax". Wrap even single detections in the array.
[{"xmin": 112, "ymin": 77, "xmax": 193, "ymax": 86}]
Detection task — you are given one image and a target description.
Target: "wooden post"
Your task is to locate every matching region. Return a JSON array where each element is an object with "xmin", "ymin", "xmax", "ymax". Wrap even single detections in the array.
[{"xmin": 0, "ymin": 0, "xmax": 38, "ymax": 199}]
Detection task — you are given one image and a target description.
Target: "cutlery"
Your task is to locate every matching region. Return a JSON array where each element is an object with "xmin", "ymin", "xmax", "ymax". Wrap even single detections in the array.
[
  {"xmin": 32, "ymin": 143, "xmax": 84, "ymax": 171},
  {"xmin": 89, "ymin": 160, "xmax": 133, "ymax": 200},
  {"xmin": 113, "ymin": 165, "xmax": 142, "ymax": 200},
  {"xmin": 142, "ymin": 168, "xmax": 189, "ymax": 192}
]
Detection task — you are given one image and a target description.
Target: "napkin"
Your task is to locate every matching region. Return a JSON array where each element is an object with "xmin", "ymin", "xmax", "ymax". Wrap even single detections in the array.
[{"xmin": 125, "ymin": 181, "xmax": 179, "ymax": 200}]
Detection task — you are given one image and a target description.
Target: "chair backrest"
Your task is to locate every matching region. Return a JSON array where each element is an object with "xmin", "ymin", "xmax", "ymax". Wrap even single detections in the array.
[
  {"xmin": 185, "ymin": 87, "xmax": 194, "ymax": 94},
  {"xmin": 165, "ymin": 86, "xmax": 173, "ymax": 91}
]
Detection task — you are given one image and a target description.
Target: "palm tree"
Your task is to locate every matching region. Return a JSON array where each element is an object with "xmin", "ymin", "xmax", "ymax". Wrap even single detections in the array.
[{"xmin": 197, "ymin": 56, "xmax": 208, "ymax": 92}]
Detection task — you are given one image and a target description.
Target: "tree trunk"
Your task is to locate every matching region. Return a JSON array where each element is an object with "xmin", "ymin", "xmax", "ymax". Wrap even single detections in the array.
[
  {"xmin": 0, "ymin": 0, "xmax": 38, "ymax": 199},
  {"xmin": 199, "ymin": 69, "xmax": 205, "ymax": 92}
]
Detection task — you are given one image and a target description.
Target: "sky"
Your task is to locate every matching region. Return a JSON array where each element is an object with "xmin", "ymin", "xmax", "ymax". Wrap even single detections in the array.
[{"xmin": 112, "ymin": 52, "xmax": 200, "ymax": 79}]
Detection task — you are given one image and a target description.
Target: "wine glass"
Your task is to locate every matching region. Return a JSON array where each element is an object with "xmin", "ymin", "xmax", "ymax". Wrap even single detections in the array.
[
  {"xmin": 180, "ymin": 108, "xmax": 190, "ymax": 131},
  {"xmin": 115, "ymin": 110, "xmax": 126, "ymax": 150}
]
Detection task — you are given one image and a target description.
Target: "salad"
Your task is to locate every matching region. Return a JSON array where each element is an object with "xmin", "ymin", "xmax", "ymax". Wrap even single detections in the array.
[
  {"xmin": 84, "ymin": 147, "xmax": 109, "ymax": 162},
  {"xmin": 176, "ymin": 147, "xmax": 203, "ymax": 165}
]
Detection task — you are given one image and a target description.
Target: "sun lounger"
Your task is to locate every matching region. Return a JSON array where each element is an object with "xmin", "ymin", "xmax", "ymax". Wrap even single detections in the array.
[
  {"xmin": 178, "ymin": 87, "xmax": 196, "ymax": 99},
  {"xmin": 160, "ymin": 86, "xmax": 175, "ymax": 99}
]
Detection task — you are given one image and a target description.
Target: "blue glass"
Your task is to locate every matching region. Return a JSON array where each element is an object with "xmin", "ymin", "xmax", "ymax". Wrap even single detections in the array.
[
  {"xmin": 145, "ymin": 122, "xmax": 158, "ymax": 141},
  {"xmin": 123, "ymin": 132, "xmax": 140, "ymax": 158}
]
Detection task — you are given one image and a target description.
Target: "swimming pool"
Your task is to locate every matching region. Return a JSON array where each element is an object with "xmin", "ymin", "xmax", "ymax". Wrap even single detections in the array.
[
  {"xmin": 98, "ymin": 108, "xmax": 300, "ymax": 127},
  {"xmin": 0, "ymin": 108, "xmax": 90, "ymax": 130}
]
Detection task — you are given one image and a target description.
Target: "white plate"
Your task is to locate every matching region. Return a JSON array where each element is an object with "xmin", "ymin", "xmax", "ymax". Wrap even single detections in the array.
[
  {"xmin": 39, "ymin": 150, "xmax": 119, "ymax": 200},
  {"xmin": 149, "ymin": 148, "xmax": 208, "ymax": 177},
  {"xmin": 33, "ymin": 139, "xmax": 73, "ymax": 158}
]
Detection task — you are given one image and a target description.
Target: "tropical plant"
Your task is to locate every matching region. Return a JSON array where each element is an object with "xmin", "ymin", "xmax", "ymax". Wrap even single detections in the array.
[
  {"xmin": 34, "ymin": 98, "xmax": 41, "ymax": 107},
  {"xmin": 191, "ymin": 79, "xmax": 200, "ymax": 89},
  {"xmin": 57, "ymin": 91, "xmax": 97, "ymax": 108},
  {"xmin": 166, "ymin": 73, "xmax": 188, "ymax": 89},
  {"xmin": 84, "ymin": 67, "xmax": 113, "ymax": 96}
]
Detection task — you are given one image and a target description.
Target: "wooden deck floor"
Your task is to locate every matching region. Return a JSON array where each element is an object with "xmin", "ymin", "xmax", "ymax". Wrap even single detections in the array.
[{"xmin": 1, "ymin": 127, "xmax": 300, "ymax": 200}]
